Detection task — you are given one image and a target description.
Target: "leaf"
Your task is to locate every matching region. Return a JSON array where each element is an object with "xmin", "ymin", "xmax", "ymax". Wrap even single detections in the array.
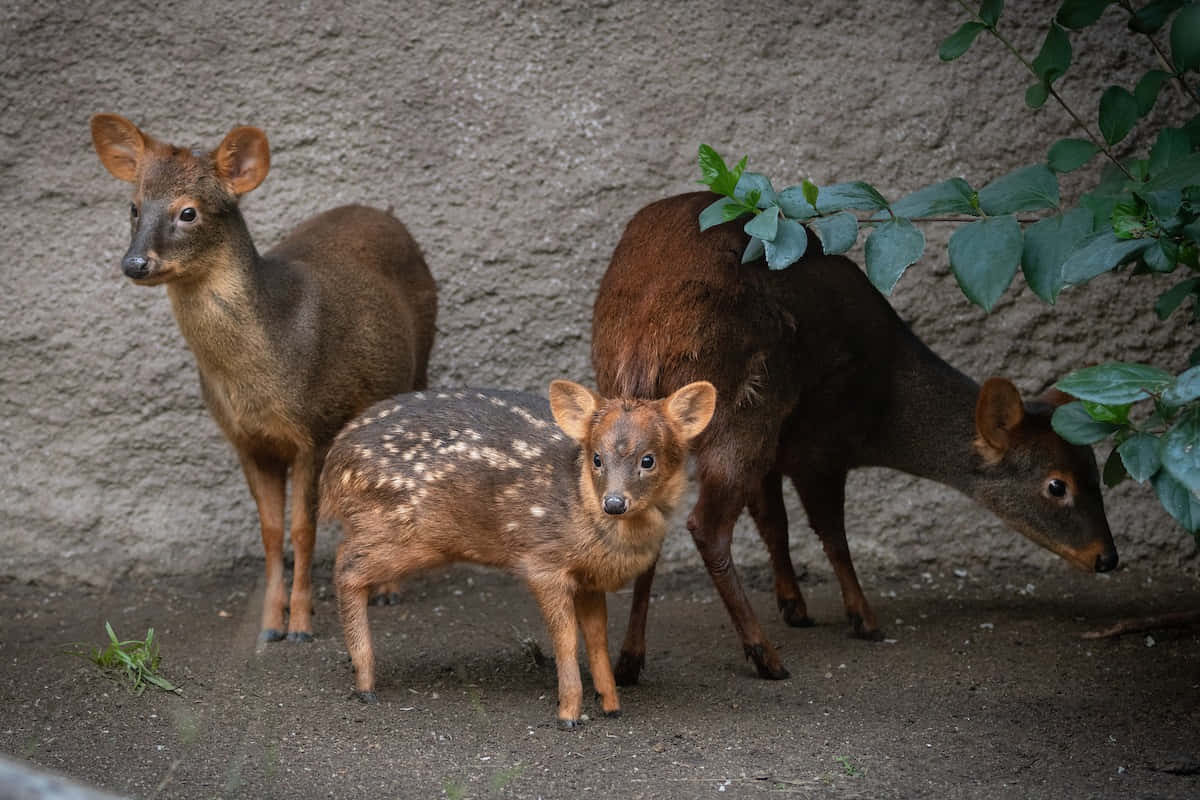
[
  {"xmin": 1056, "ymin": 0, "xmax": 1111, "ymax": 29},
  {"xmin": 1134, "ymin": 70, "xmax": 1172, "ymax": 116},
  {"xmin": 1052, "ymin": 402, "xmax": 1120, "ymax": 444},
  {"xmin": 1118, "ymin": 432, "xmax": 1162, "ymax": 483},
  {"xmin": 1111, "ymin": 197, "xmax": 1150, "ymax": 239},
  {"xmin": 1141, "ymin": 152, "xmax": 1200, "ymax": 193},
  {"xmin": 811, "ymin": 212, "xmax": 859, "ymax": 255},
  {"xmin": 1165, "ymin": 364, "xmax": 1200, "ymax": 405},
  {"xmin": 1056, "ymin": 362, "xmax": 1175, "ymax": 404},
  {"xmin": 764, "ymin": 218, "xmax": 809, "ymax": 270},
  {"xmin": 1047, "ymin": 138, "xmax": 1099, "ymax": 173},
  {"xmin": 1149, "ymin": 128, "xmax": 1192, "ymax": 177},
  {"xmin": 697, "ymin": 144, "xmax": 745, "ymax": 197},
  {"xmin": 741, "ymin": 236, "xmax": 765, "ymax": 265},
  {"xmin": 888, "ymin": 178, "xmax": 978, "ymax": 218},
  {"xmin": 1171, "ymin": 3, "xmax": 1200, "ymax": 72},
  {"xmin": 744, "ymin": 205, "xmax": 780, "ymax": 242},
  {"xmin": 1144, "ymin": 238, "xmax": 1181, "ymax": 274},
  {"xmin": 777, "ymin": 186, "xmax": 818, "ymax": 219},
  {"xmin": 979, "ymin": 0, "xmax": 1004, "ymax": 27},
  {"xmin": 1081, "ymin": 400, "xmax": 1132, "ymax": 424},
  {"xmin": 865, "ymin": 218, "xmax": 925, "ymax": 294},
  {"xmin": 1026, "ymin": 79, "xmax": 1050, "ymax": 110},
  {"xmin": 948, "ymin": 215, "xmax": 1022, "ymax": 311},
  {"xmin": 735, "ymin": 172, "xmax": 777, "ymax": 209},
  {"xmin": 1032, "ymin": 23, "xmax": 1072, "ymax": 84},
  {"xmin": 978, "ymin": 164, "xmax": 1060, "ymax": 214},
  {"xmin": 940, "ymin": 21, "xmax": 987, "ymax": 61},
  {"xmin": 1059, "ymin": 230, "xmax": 1153, "ymax": 286},
  {"xmin": 802, "ymin": 179, "xmax": 819, "ymax": 209},
  {"xmin": 1163, "ymin": 407, "xmax": 1200, "ymax": 493},
  {"xmin": 1098, "ymin": 86, "xmax": 1139, "ymax": 145},
  {"xmin": 723, "ymin": 202, "xmax": 753, "ymax": 222},
  {"xmin": 815, "ymin": 181, "xmax": 889, "ymax": 212},
  {"xmin": 1103, "ymin": 447, "xmax": 1128, "ymax": 487},
  {"xmin": 1163, "ymin": 275, "xmax": 1200, "ymax": 320},
  {"xmin": 700, "ymin": 197, "xmax": 739, "ymax": 231},
  {"xmin": 1128, "ymin": 0, "xmax": 1184, "ymax": 34},
  {"xmin": 1021, "ymin": 208, "xmax": 1094, "ymax": 303},
  {"xmin": 1152, "ymin": 469, "xmax": 1200, "ymax": 533}
]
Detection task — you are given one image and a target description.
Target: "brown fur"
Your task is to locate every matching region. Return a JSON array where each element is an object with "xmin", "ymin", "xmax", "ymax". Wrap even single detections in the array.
[
  {"xmin": 90, "ymin": 113, "xmax": 437, "ymax": 642},
  {"xmin": 320, "ymin": 382, "xmax": 715, "ymax": 725},
  {"xmin": 591, "ymin": 192, "xmax": 1117, "ymax": 684}
]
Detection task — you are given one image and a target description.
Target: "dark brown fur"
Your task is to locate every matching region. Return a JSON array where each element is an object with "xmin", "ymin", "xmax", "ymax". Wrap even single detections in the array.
[
  {"xmin": 591, "ymin": 192, "xmax": 1117, "ymax": 684},
  {"xmin": 90, "ymin": 114, "xmax": 437, "ymax": 642},
  {"xmin": 320, "ymin": 381, "xmax": 715, "ymax": 725}
]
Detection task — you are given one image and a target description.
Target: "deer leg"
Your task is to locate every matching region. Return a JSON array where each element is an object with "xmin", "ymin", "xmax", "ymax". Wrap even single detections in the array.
[
  {"xmin": 690, "ymin": 478, "xmax": 788, "ymax": 680},
  {"xmin": 528, "ymin": 576, "xmax": 583, "ymax": 728},
  {"xmin": 614, "ymin": 558, "xmax": 656, "ymax": 687},
  {"xmin": 334, "ymin": 538, "xmax": 377, "ymax": 702},
  {"xmin": 285, "ymin": 450, "xmax": 321, "ymax": 641},
  {"xmin": 795, "ymin": 473, "xmax": 882, "ymax": 640},
  {"xmin": 239, "ymin": 454, "xmax": 289, "ymax": 642},
  {"xmin": 747, "ymin": 471, "xmax": 813, "ymax": 628},
  {"xmin": 574, "ymin": 589, "xmax": 620, "ymax": 717}
]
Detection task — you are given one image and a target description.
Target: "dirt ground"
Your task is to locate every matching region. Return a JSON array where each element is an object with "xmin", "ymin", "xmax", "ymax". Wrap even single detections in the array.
[{"xmin": 1, "ymin": 558, "xmax": 1198, "ymax": 800}]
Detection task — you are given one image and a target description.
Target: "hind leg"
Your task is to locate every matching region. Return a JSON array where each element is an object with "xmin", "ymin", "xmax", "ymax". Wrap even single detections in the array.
[
  {"xmin": 335, "ymin": 539, "xmax": 378, "ymax": 702},
  {"xmin": 747, "ymin": 471, "xmax": 813, "ymax": 628}
]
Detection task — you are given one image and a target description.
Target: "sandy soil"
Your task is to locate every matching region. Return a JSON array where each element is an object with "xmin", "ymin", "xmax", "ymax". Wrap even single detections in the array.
[{"xmin": 1, "ymin": 559, "xmax": 1198, "ymax": 799}]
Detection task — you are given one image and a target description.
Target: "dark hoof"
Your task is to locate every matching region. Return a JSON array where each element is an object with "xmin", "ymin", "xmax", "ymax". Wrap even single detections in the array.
[
  {"xmin": 557, "ymin": 718, "xmax": 583, "ymax": 730},
  {"xmin": 354, "ymin": 690, "xmax": 379, "ymax": 705},
  {"xmin": 745, "ymin": 643, "xmax": 789, "ymax": 680},
  {"xmin": 613, "ymin": 651, "xmax": 644, "ymax": 687},
  {"xmin": 259, "ymin": 629, "xmax": 286, "ymax": 643},
  {"xmin": 369, "ymin": 592, "xmax": 402, "ymax": 606},
  {"xmin": 784, "ymin": 612, "xmax": 816, "ymax": 629},
  {"xmin": 852, "ymin": 627, "xmax": 886, "ymax": 642},
  {"xmin": 287, "ymin": 631, "xmax": 314, "ymax": 643},
  {"xmin": 602, "ymin": 708, "xmax": 622, "ymax": 719},
  {"xmin": 779, "ymin": 598, "xmax": 815, "ymax": 628}
]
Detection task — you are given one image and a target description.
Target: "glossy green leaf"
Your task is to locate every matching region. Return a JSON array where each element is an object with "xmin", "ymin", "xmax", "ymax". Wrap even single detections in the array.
[
  {"xmin": 815, "ymin": 181, "xmax": 889, "ymax": 212},
  {"xmin": 741, "ymin": 236, "xmax": 765, "ymax": 265},
  {"xmin": 744, "ymin": 205, "xmax": 780, "ymax": 242},
  {"xmin": 1052, "ymin": 402, "xmax": 1121, "ymax": 444},
  {"xmin": 1149, "ymin": 128, "xmax": 1192, "ymax": 177},
  {"xmin": 763, "ymin": 217, "xmax": 808, "ymax": 270},
  {"xmin": 1144, "ymin": 238, "xmax": 1181, "ymax": 274},
  {"xmin": 1170, "ymin": 3, "xmax": 1200, "ymax": 72},
  {"xmin": 940, "ymin": 21, "xmax": 987, "ymax": 61},
  {"xmin": 1032, "ymin": 23, "xmax": 1072, "ymax": 84},
  {"xmin": 980, "ymin": 0, "xmax": 1004, "ymax": 26},
  {"xmin": 1111, "ymin": 197, "xmax": 1150, "ymax": 239},
  {"xmin": 777, "ymin": 186, "xmax": 818, "ymax": 219},
  {"xmin": 802, "ymin": 179, "xmax": 819, "ymax": 209},
  {"xmin": 1162, "ymin": 407, "xmax": 1200, "ymax": 493},
  {"xmin": 1026, "ymin": 79, "xmax": 1050, "ymax": 109},
  {"xmin": 1098, "ymin": 86, "xmax": 1139, "ymax": 145},
  {"xmin": 698, "ymin": 144, "xmax": 745, "ymax": 196},
  {"xmin": 888, "ymin": 178, "xmax": 978, "ymax": 218},
  {"xmin": 1128, "ymin": 0, "xmax": 1183, "ymax": 34},
  {"xmin": 1021, "ymin": 208, "xmax": 1093, "ymax": 303},
  {"xmin": 1165, "ymin": 364, "xmax": 1200, "ymax": 406},
  {"xmin": 1059, "ymin": 230, "xmax": 1153, "ymax": 285},
  {"xmin": 700, "ymin": 197, "xmax": 738, "ymax": 231},
  {"xmin": 1103, "ymin": 447, "xmax": 1129, "ymax": 488},
  {"xmin": 1141, "ymin": 152, "xmax": 1200, "ymax": 193},
  {"xmin": 1056, "ymin": 362, "xmax": 1175, "ymax": 404},
  {"xmin": 948, "ymin": 215, "xmax": 1022, "ymax": 311},
  {"xmin": 1081, "ymin": 400, "xmax": 1132, "ymax": 424},
  {"xmin": 811, "ymin": 212, "xmax": 859, "ymax": 255},
  {"xmin": 1047, "ymin": 138, "xmax": 1099, "ymax": 173},
  {"xmin": 1056, "ymin": 0, "xmax": 1111, "ymax": 28},
  {"xmin": 1118, "ymin": 433, "xmax": 1162, "ymax": 483},
  {"xmin": 865, "ymin": 218, "xmax": 925, "ymax": 294},
  {"xmin": 1158, "ymin": 278, "xmax": 1200, "ymax": 319},
  {"xmin": 735, "ymin": 172, "xmax": 777, "ymax": 209},
  {"xmin": 1134, "ymin": 70, "xmax": 1171, "ymax": 116},
  {"xmin": 1152, "ymin": 468, "xmax": 1200, "ymax": 533},
  {"xmin": 978, "ymin": 164, "xmax": 1060, "ymax": 214}
]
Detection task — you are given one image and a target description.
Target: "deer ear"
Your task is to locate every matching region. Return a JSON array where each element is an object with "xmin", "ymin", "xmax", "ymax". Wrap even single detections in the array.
[
  {"xmin": 214, "ymin": 126, "xmax": 270, "ymax": 196},
  {"xmin": 663, "ymin": 381, "xmax": 717, "ymax": 442},
  {"xmin": 91, "ymin": 113, "xmax": 148, "ymax": 182},
  {"xmin": 975, "ymin": 377, "xmax": 1025, "ymax": 454},
  {"xmin": 549, "ymin": 380, "xmax": 599, "ymax": 443}
]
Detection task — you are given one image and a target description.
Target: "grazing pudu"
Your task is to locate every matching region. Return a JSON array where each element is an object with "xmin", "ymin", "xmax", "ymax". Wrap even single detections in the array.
[
  {"xmin": 320, "ymin": 381, "xmax": 716, "ymax": 726},
  {"xmin": 90, "ymin": 114, "xmax": 437, "ymax": 642},
  {"xmin": 592, "ymin": 192, "xmax": 1117, "ymax": 684}
]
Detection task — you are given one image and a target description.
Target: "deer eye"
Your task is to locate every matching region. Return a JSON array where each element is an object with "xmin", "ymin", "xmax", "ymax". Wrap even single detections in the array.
[
  {"xmin": 640, "ymin": 454, "xmax": 655, "ymax": 470},
  {"xmin": 1047, "ymin": 478, "xmax": 1067, "ymax": 498},
  {"xmin": 179, "ymin": 207, "xmax": 197, "ymax": 223},
  {"xmin": 592, "ymin": 453, "xmax": 602, "ymax": 469},
  {"xmin": 130, "ymin": 203, "xmax": 138, "ymax": 218}
]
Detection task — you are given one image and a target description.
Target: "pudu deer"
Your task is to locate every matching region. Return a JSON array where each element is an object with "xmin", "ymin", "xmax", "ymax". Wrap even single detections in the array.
[
  {"xmin": 320, "ymin": 381, "xmax": 716, "ymax": 726},
  {"xmin": 591, "ymin": 192, "xmax": 1117, "ymax": 684},
  {"xmin": 90, "ymin": 114, "xmax": 437, "ymax": 643}
]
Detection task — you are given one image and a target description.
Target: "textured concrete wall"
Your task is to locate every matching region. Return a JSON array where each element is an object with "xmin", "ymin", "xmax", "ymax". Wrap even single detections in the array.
[{"xmin": 2, "ymin": 0, "xmax": 1195, "ymax": 586}]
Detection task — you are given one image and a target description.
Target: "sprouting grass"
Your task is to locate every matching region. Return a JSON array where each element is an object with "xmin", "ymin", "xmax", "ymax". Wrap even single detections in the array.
[
  {"xmin": 834, "ymin": 755, "xmax": 862, "ymax": 777},
  {"xmin": 68, "ymin": 621, "xmax": 181, "ymax": 695}
]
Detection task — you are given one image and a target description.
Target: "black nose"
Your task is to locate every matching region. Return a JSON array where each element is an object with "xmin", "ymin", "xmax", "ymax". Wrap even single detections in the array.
[
  {"xmin": 603, "ymin": 495, "xmax": 627, "ymax": 515},
  {"xmin": 1095, "ymin": 549, "xmax": 1118, "ymax": 572},
  {"xmin": 122, "ymin": 255, "xmax": 150, "ymax": 279}
]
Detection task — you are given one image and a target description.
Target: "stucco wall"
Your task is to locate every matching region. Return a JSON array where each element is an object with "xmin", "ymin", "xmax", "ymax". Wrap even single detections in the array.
[{"xmin": 2, "ymin": 0, "xmax": 1195, "ymax": 586}]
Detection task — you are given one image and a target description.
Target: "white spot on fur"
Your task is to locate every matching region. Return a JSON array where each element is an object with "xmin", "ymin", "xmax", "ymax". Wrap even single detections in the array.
[
  {"xmin": 529, "ymin": 506, "xmax": 546, "ymax": 518},
  {"xmin": 505, "ymin": 522, "xmax": 519, "ymax": 532},
  {"xmin": 511, "ymin": 439, "xmax": 543, "ymax": 459}
]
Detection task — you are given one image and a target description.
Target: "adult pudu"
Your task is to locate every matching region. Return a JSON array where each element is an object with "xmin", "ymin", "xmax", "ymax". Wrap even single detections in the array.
[
  {"xmin": 90, "ymin": 114, "xmax": 437, "ymax": 643},
  {"xmin": 320, "ymin": 381, "xmax": 716, "ymax": 726},
  {"xmin": 591, "ymin": 191, "xmax": 1117, "ymax": 684}
]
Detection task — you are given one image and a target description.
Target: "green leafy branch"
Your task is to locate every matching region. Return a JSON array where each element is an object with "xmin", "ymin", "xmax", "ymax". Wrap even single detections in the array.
[{"xmin": 67, "ymin": 621, "xmax": 181, "ymax": 696}]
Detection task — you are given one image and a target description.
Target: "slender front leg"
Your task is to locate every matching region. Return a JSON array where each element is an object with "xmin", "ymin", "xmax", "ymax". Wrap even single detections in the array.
[
  {"xmin": 747, "ymin": 471, "xmax": 813, "ymax": 628},
  {"xmin": 334, "ymin": 539, "xmax": 377, "ymax": 702},
  {"xmin": 574, "ymin": 589, "xmax": 619, "ymax": 717},
  {"xmin": 286, "ymin": 448, "xmax": 322, "ymax": 641},
  {"xmin": 239, "ymin": 453, "xmax": 288, "ymax": 642},
  {"xmin": 528, "ymin": 576, "xmax": 583, "ymax": 728},
  {"xmin": 614, "ymin": 558, "xmax": 657, "ymax": 686},
  {"xmin": 690, "ymin": 478, "xmax": 789, "ymax": 680}
]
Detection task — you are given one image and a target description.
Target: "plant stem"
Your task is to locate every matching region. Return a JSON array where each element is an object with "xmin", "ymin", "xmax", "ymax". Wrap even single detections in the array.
[{"xmin": 1116, "ymin": 0, "xmax": 1200, "ymax": 109}]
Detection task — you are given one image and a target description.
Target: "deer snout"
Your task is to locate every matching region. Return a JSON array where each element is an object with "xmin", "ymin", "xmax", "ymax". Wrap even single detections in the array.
[
  {"xmin": 603, "ymin": 495, "xmax": 628, "ymax": 515},
  {"xmin": 1095, "ymin": 548, "xmax": 1118, "ymax": 573},
  {"xmin": 122, "ymin": 254, "xmax": 151, "ymax": 279}
]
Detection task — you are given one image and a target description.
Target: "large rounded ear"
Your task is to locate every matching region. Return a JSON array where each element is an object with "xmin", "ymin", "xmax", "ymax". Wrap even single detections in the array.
[
  {"xmin": 90, "ymin": 113, "xmax": 148, "ymax": 182},
  {"xmin": 663, "ymin": 381, "xmax": 717, "ymax": 442},
  {"xmin": 549, "ymin": 380, "xmax": 599, "ymax": 443},
  {"xmin": 214, "ymin": 126, "xmax": 270, "ymax": 196},
  {"xmin": 975, "ymin": 377, "xmax": 1024, "ymax": 454}
]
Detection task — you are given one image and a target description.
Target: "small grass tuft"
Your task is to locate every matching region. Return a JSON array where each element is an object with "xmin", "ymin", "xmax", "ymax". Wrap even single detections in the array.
[{"xmin": 68, "ymin": 621, "xmax": 181, "ymax": 695}]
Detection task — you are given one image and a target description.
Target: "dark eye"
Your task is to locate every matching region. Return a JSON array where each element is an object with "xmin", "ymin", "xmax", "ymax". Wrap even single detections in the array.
[
  {"xmin": 592, "ymin": 453, "xmax": 602, "ymax": 468},
  {"xmin": 130, "ymin": 203, "xmax": 138, "ymax": 218},
  {"xmin": 640, "ymin": 454, "xmax": 655, "ymax": 470},
  {"xmin": 179, "ymin": 207, "xmax": 197, "ymax": 222},
  {"xmin": 1048, "ymin": 478, "xmax": 1067, "ymax": 498}
]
